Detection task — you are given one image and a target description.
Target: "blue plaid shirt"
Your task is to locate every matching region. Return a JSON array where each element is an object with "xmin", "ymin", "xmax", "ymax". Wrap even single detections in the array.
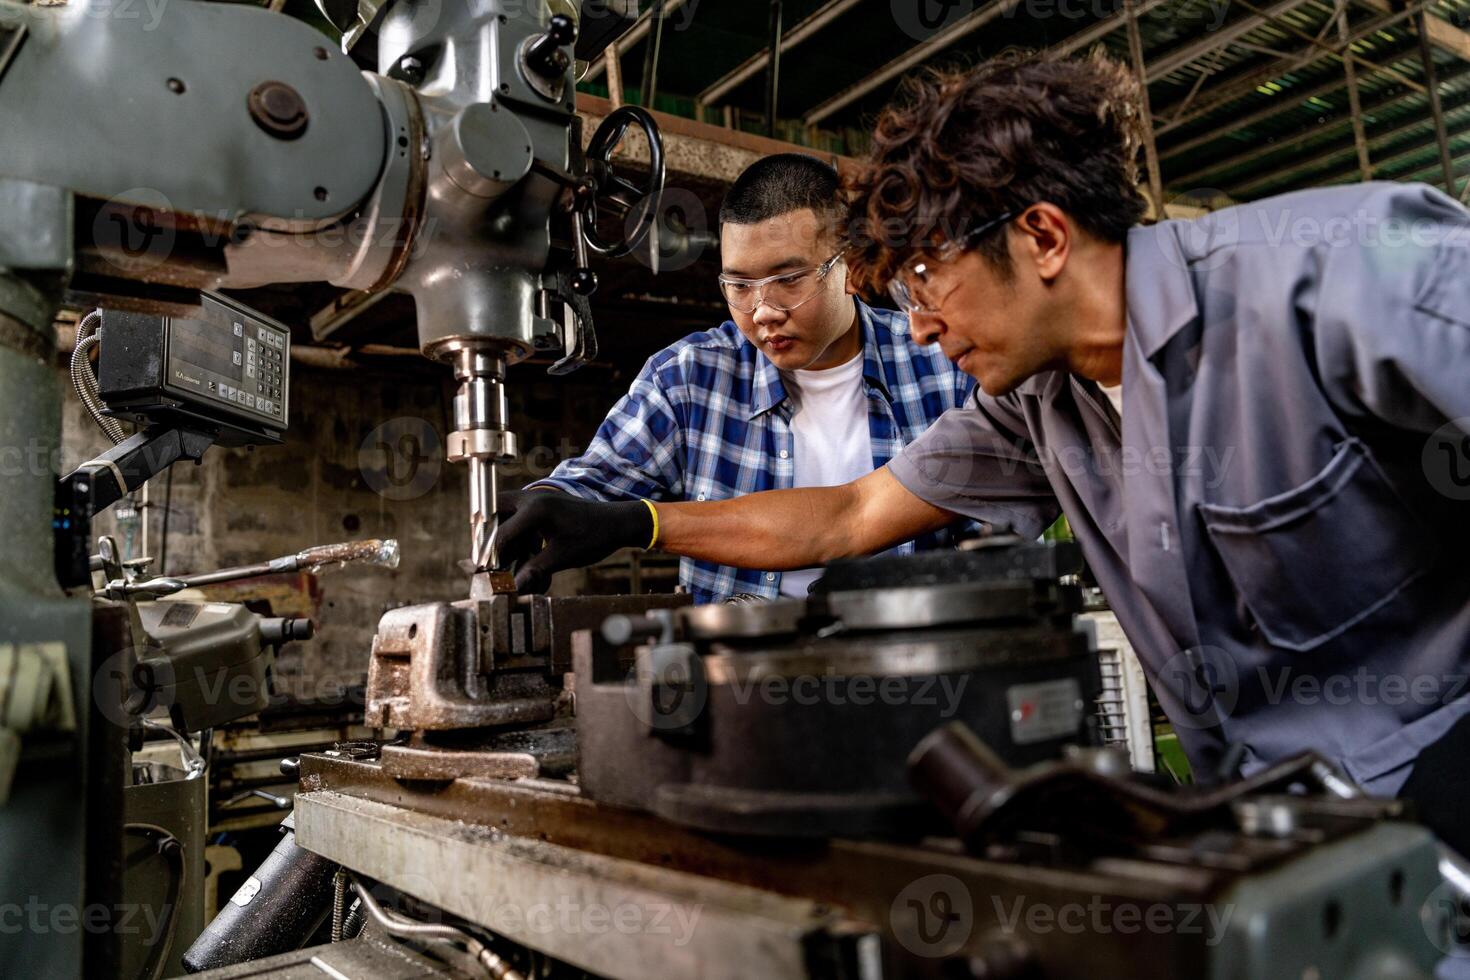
[{"xmin": 527, "ymin": 301, "xmax": 975, "ymax": 603}]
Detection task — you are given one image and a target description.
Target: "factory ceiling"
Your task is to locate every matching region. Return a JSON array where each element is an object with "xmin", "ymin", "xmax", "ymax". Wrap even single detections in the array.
[{"xmin": 584, "ymin": 0, "xmax": 1470, "ymax": 205}]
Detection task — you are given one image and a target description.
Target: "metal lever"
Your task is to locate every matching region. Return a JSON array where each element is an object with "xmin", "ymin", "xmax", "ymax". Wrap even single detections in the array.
[
  {"xmin": 523, "ymin": 13, "xmax": 577, "ymax": 80},
  {"xmin": 101, "ymin": 538, "xmax": 400, "ymax": 599}
]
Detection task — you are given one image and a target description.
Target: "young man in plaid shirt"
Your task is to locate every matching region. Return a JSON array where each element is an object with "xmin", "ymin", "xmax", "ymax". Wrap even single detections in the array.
[{"xmin": 520, "ymin": 154, "xmax": 972, "ymax": 602}]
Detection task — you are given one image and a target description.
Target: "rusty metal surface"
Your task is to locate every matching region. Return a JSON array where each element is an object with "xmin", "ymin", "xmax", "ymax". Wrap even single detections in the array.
[
  {"xmin": 378, "ymin": 743, "xmax": 540, "ymax": 781},
  {"xmin": 295, "ymin": 754, "xmax": 1223, "ymax": 980},
  {"xmin": 364, "ymin": 593, "xmax": 688, "ymax": 731},
  {"xmin": 364, "ymin": 599, "xmax": 559, "ymax": 731},
  {"xmin": 293, "ymin": 789, "xmax": 849, "ymax": 980},
  {"xmin": 295, "ymin": 753, "xmax": 1444, "ymax": 979},
  {"xmin": 293, "ymin": 538, "xmax": 397, "ymax": 568}
]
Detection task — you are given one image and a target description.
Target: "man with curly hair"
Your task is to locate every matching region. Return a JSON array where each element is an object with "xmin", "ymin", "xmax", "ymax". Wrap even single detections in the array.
[{"xmin": 501, "ymin": 52, "xmax": 1470, "ymax": 848}]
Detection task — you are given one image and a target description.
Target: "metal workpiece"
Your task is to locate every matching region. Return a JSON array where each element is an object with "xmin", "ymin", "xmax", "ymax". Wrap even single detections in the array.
[
  {"xmin": 365, "ymin": 599, "xmax": 560, "ymax": 733},
  {"xmin": 364, "ymin": 593, "xmax": 688, "ymax": 769},
  {"xmin": 0, "ymin": 0, "xmax": 384, "ymax": 225}
]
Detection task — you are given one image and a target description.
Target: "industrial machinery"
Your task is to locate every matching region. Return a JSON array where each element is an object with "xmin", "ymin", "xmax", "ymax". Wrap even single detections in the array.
[
  {"xmin": 0, "ymin": 0, "xmax": 1464, "ymax": 977},
  {"xmin": 195, "ymin": 543, "xmax": 1454, "ymax": 979},
  {"xmin": 574, "ymin": 543, "xmax": 1099, "ymax": 837},
  {"xmin": 0, "ymin": 0, "xmax": 654, "ymax": 973}
]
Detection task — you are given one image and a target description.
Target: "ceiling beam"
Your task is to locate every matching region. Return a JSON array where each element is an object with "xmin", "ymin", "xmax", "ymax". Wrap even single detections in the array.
[
  {"xmin": 1156, "ymin": 33, "xmax": 1434, "ymax": 160},
  {"xmin": 1235, "ymin": 94, "xmax": 1470, "ymax": 193},
  {"xmin": 1143, "ymin": 0, "xmax": 1319, "ymax": 82},
  {"xmin": 697, "ymin": 0, "xmax": 863, "ymax": 105},
  {"xmin": 1151, "ymin": 5, "xmax": 1428, "ymax": 139},
  {"xmin": 802, "ymin": 0, "xmax": 1026, "ymax": 126},
  {"xmin": 1232, "ymin": 102, "xmax": 1470, "ymax": 194},
  {"xmin": 1045, "ymin": 0, "xmax": 1174, "ymax": 58},
  {"xmin": 1168, "ymin": 57, "xmax": 1470, "ymax": 181},
  {"xmin": 1357, "ymin": 0, "xmax": 1470, "ymax": 61},
  {"xmin": 1393, "ymin": 145, "xmax": 1470, "ymax": 193}
]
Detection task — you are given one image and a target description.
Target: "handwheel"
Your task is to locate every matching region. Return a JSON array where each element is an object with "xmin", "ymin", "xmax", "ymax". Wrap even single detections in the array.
[{"xmin": 581, "ymin": 106, "xmax": 666, "ymax": 258}]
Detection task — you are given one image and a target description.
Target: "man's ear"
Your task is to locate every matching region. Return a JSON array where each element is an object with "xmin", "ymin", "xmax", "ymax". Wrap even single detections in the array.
[{"xmin": 1014, "ymin": 203, "xmax": 1071, "ymax": 284}]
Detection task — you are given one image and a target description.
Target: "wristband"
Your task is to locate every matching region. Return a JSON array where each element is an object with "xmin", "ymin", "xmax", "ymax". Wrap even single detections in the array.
[{"xmin": 641, "ymin": 499, "xmax": 660, "ymax": 551}]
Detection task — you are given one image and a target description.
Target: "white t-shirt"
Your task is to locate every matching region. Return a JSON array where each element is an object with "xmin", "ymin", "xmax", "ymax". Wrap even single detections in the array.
[
  {"xmin": 1100, "ymin": 380, "xmax": 1123, "ymax": 420},
  {"xmin": 779, "ymin": 351, "xmax": 873, "ymax": 598}
]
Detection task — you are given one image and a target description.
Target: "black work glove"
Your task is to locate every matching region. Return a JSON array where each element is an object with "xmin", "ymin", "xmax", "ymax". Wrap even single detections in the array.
[{"xmin": 497, "ymin": 490, "xmax": 654, "ymax": 593}]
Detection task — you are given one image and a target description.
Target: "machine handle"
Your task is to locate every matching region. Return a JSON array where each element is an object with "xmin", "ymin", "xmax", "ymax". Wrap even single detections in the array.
[{"xmin": 580, "ymin": 106, "xmax": 666, "ymax": 258}]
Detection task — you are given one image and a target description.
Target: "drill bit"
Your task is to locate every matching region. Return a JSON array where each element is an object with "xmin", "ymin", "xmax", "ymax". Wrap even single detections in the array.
[
  {"xmin": 469, "ymin": 456, "xmax": 499, "ymax": 571},
  {"xmin": 447, "ymin": 346, "xmax": 516, "ymax": 575}
]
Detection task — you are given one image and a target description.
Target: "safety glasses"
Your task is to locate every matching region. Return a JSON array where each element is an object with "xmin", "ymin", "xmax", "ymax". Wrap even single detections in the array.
[
  {"xmin": 718, "ymin": 253, "xmax": 844, "ymax": 314},
  {"xmin": 887, "ymin": 211, "xmax": 1018, "ymax": 315}
]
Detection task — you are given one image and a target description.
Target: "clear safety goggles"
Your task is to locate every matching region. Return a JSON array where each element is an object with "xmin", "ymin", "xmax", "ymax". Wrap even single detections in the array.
[{"xmin": 718, "ymin": 253, "xmax": 844, "ymax": 314}]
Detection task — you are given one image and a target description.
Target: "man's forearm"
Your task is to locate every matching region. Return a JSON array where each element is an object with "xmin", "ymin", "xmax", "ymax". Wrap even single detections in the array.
[
  {"xmin": 654, "ymin": 486, "xmax": 857, "ymax": 570},
  {"xmin": 497, "ymin": 467, "xmax": 960, "ymax": 593},
  {"xmin": 653, "ymin": 469, "xmax": 957, "ymax": 570}
]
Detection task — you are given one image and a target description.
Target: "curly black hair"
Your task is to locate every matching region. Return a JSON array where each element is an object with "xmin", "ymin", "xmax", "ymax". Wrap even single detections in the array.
[{"xmin": 843, "ymin": 50, "xmax": 1149, "ymax": 294}]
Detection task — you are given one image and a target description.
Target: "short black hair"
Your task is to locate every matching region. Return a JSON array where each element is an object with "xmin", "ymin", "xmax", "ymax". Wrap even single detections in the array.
[{"xmin": 719, "ymin": 153, "xmax": 842, "ymax": 227}]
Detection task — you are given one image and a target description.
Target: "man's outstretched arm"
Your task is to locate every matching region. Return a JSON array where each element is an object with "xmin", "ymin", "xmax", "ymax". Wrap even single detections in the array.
[{"xmin": 497, "ymin": 467, "xmax": 957, "ymax": 593}]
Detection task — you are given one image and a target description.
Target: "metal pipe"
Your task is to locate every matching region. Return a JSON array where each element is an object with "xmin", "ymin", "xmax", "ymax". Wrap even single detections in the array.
[
  {"xmin": 639, "ymin": 0, "xmax": 665, "ymax": 108},
  {"xmin": 583, "ymin": 0, "xmax": 691, "ymax": 81},
  {"xmin": 1416, "ymin": 11, "xmax": 1458, "ymax": 194},
  {"xmin": 1125, "ymin": 0, "xmax": 1166, "ymax": 214},
  {"xmin": 698, "ymin": 0, "xmax": 858, "ymax": 106},
  {"xmin": 765, "ymin": 0, "xmax": 783, "ymax": 137},
  {"xmin": 603, "ymin": 44, "xmax": 623, "ymax": 108},
  {"xmin": 1337, "ymin": 0, "xmax": 1373, "ymax": 181},
  {"xmin": 350, "ymin": 879, "xmax": 524, "ymax": 980}
]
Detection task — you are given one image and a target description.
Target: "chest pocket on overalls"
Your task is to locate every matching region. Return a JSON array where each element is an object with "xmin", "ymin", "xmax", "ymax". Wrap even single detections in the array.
[{"xmin": 1196, "ymin": 438, "xmax": 1441, "ymax": 652}]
